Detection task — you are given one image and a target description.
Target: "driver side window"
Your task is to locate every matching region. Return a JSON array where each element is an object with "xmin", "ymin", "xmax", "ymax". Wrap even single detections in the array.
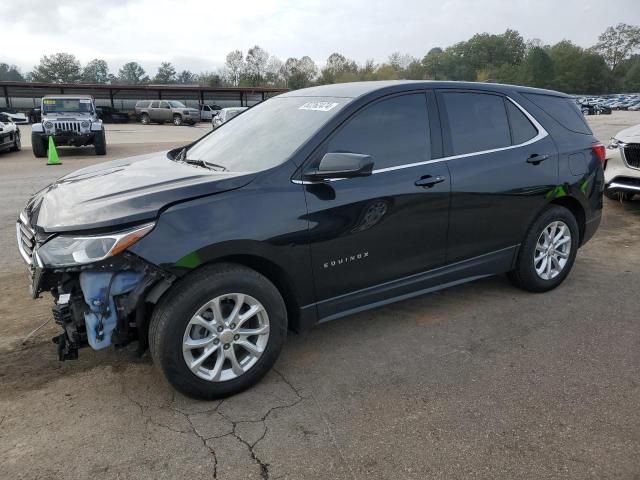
[{"xmin": 326, "ymin": 93, "xmax": 431, "ymax": 170}]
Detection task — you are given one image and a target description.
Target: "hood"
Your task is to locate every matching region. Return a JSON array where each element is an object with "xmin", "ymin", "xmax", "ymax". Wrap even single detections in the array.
[
  {"xmin": 26, "ymin": 151, "xmax": 256, "ymax": 233},
  {"xmin": 616, "ymin": 124, "xmax": 640, "ymax": 143}
]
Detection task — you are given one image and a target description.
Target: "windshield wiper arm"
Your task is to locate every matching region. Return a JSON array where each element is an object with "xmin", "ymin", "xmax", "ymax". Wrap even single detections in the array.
[{"xmin": 173, "ymin": 147, "xmax": 227, "ymax": 171}]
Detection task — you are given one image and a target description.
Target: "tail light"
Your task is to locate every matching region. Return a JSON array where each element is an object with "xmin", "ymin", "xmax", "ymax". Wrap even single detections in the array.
[{"xmin": 591, "ymin": 142, "xmax": 606, "ymax": 164}]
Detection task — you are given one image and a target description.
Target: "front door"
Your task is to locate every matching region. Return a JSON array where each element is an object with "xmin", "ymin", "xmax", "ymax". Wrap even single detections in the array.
[{"xmin": 302, "ymin": 92, "xmax": 451, "ymax": 318}]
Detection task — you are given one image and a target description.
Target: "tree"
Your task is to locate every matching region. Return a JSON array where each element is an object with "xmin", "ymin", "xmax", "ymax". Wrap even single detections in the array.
[
  {"xmin": 548, "ymin": 40, "xmax": 585, "ymax": 92},
  {"xmin": 319, "ymin": 52, "xmax": 358, "ymax": 84},
  {"xmin": 520, "ymin": 47, "xmax": 554, "ymax": 89},
  {"xmin": 245, "ymin": 46, "xmax": 270, "ymax": 85},
  {"xmin": 177, "ymin": 70, "xmax": 198, "ymax": 84},
  {"xmin": 594, "ymin": 23, "xmax": 640, "ymax": 71},
  {"xmin": 225, "ymin": 50, "xmax": 244, "ymax": 86},
  {"xmin": 0, "ymin": 63, "xmax": 25, "ymax": 81},
  {"xmin": 388, "ymin": 52, "xmax": 414, "ymax": 74},
  {"xmin": 199, "ymin": 71, "xmax": 224, "ymax": 87},
  {"xmin": 422, "ymin": 47, "xmax": 444, "ymax": 79},
  {"xmin": 81, "ymin": 59, "xmax": 110, "ymax": 83},
  {"xmin": 154, "ymin": 62, "xmax": 176, "ymax": 83},
  {"xmin": 31, "ymin": 53, "xmax": 81, "ymax": 83},
  {"xmin": 117, "ymin": 62, "xmax": 149, "ymax": 84},
  {"xmin": 282, "ymin": 56, "xmax": 317, "ymax": 89},
  {"xmin": 623, "ymin": 58, "xmax": 640, "ymax": 91}
]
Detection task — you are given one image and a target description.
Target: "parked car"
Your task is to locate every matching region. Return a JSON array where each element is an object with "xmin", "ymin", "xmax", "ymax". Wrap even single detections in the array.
[
  {"xmin": 30, "ymin": 95, "xmax": 106, "ymax": 157},
  {"xmin": 96, "ymin": 106, "xmax": 129, "ymax": 123},
  {"xmin": 212, "ymin": 107, "xmax": 248, "ymax": 129},
  {"xmin": 135, "ymin": 100, "xmax": 200, "ymax": 126},
  {"xmin": 16, "ymin": 81, "xmax": 604, "ymax": 399},
  {"xmin": 28, "ymin": 107, "xmax": 41, "ymax": 124},
  {"xmin": 0, "ymin": 110, "xmax": 28, "ymax": 124},
  {"xmin": 0, "ymin": 113, "xmax": 21, "ymax": 153},
  {"xmin": 629, "ymin": 103, "xmax": 640, "ymax": 111},
  {"xmin": 580, "ymin": 103, "xmax": 612, "ymax": 115},
  {"xmin": 200, "ymin": 104, "xmax": 222, "ymax": 121},
  {"xmin": 605, "ymin": 124, "xmax": 640, "ymax": 201}
]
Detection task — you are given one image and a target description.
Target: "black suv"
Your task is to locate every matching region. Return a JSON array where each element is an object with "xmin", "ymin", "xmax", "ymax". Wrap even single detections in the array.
[{"xmin": 16, "ymin": 81, "xmax": 604, "ymax": 399}]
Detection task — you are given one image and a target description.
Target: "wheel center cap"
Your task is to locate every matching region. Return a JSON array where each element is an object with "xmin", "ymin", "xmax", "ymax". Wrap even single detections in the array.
[{"xmin": 220, "ymin": 330, "xmax": 234, "ymax": 344}]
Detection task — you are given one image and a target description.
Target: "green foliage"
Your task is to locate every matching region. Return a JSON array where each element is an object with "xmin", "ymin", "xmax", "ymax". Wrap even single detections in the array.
[
  {"xmin": 154, "ymin": 62, "xmax": 177, "ymax": 83},
  {"xmin": 594, "ymin": 23, "xmax": 640, "ymax": 70},
  {"xmin": 31, "ymin": 53, "xmax": 81, "ymax": 83},
  {"xmin": 117, "ymin": 62, "xmax": 148, "ymax": 84},
  {"xmin": 0, "ymin": 63, "xmax": 24, "ymax": 81},
  {"xmin": 82, "ymin": 59, "xmax": 110, "ymax": 83}
]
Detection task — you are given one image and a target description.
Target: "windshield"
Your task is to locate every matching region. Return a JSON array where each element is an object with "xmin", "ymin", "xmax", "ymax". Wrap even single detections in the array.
[
  {"xmin": 186, "ymin": 96, "xmax": 346, "ymax": 172},
  {"xmin": 42, "ymin": 98, "xmax": 93, "ymax": 114},
  {"xmin": 169, "ymin": 101, "xmax": 187, "ymax": 108}
]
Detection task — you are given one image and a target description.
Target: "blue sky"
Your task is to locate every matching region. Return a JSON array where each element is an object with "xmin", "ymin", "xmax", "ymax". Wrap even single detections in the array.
[{"xmin": 3, "ymin": 0, "xmax": 640, "ymax": 74}]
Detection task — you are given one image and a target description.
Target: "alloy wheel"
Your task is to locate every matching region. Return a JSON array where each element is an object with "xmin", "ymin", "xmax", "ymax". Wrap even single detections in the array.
[
  {"xmin": 182, "ymin": 293, "xmax": 270, "ymax": 382},
  {"xmin": 534, "ymin": 221, "xmax": 572, "ymax": 280}
]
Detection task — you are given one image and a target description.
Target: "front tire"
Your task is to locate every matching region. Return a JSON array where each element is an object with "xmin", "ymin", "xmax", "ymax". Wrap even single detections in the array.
[
  {"xmin": 149, "ymin": 263, "xmax": 287, "ymax": 399},
  {"xmin": 94, "ymin": 130, "xmax": 106, "ymax": 155},
  {"xmin": 140, "ymin": 113, "xmax": 150, "ymax": 125},
  {"xmin": 31, "ymin": 134, "xmax": 47, "ymax": 158},
  {"xmin": 508, "ymin": 205, "xmax": 579, "ymax": 292},
  {"xmin": 173, "ymin": 114, "xmax": 183, "ymax": 126}
]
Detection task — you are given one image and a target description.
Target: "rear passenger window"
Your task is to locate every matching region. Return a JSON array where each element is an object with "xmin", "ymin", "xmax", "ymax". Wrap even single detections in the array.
[
  {"xmin": 441, "ymin": 92, "xmax": 511, "ymax": 155},
  {"xmin": 327, "ymin": 94, "xmax": 430, "ymax": 170},
  {"xmin": 506, "ymin": 101, "xmax": 538, "ymax": 144},
  {"xmin": 522, "ymin": 93, "xmax": 592, "ymax": 135}
]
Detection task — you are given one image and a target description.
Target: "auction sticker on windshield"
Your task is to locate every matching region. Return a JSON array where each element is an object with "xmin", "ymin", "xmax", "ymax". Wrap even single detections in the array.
[{"xmin": 299, "ymin": 101, "xmax": 339, "ymax": 112}]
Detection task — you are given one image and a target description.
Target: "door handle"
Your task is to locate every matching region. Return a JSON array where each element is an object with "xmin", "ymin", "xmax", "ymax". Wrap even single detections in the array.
[
  {"xmin": 526, "ymin": 154, "xmax": 550, "ymax": 165},
  {"xmin": 415, "ymin": 175, "xmax": 446, "ymax": 188}
]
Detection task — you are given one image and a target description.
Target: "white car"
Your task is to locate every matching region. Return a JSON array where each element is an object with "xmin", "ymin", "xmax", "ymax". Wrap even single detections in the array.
[
  {"xmin": 0, "ymin": 114, "xmax": 21, "ymax": 153},
  {"xmin": 199, "ymin": 104, "xmax": 222, "ymax": 121},
  {"xmin": 605, "ymin": 124, "xmax": 640, "ymax": 201},
  {"xmin": 211, "ymin": 107, "xmax": 248, "ymax": 129},
  {"xmin": 0, "ymin": 111, "xmax": 28, "ymax": 124}
]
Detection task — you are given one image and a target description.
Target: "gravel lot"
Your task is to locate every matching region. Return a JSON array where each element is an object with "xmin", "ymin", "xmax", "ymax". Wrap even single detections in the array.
[{"xmin": 0, "ymin": 113, "xmax": 639, "ymax": 479}]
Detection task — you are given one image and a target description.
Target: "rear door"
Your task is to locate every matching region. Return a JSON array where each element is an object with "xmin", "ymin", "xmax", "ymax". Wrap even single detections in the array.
[
  {"xmin": 437, "ymin": 89, "xmax": 558, "ymax": 263},
  {"xmin": 303, "ymin": 91, "xmax": 450, "ymax": 316},
  {"xmin": 159, "ymin": 101, "xmax": 172, "ymax": 122},
  {"xmin": 149, "ymin": 101, "xmax": 161, "ymax": 121}
]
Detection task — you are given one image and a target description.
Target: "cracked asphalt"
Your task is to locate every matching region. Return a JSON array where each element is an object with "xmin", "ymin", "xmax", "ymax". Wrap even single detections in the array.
[{"xmin": 1, "ymin": 116, "xmax": 639, "ymax": 479}]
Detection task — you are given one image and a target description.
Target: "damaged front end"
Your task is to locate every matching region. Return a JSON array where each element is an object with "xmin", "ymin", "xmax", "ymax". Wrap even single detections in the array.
[{"xmin": 17, "ymin": 213, "xmax": 173, "ymax": 361}]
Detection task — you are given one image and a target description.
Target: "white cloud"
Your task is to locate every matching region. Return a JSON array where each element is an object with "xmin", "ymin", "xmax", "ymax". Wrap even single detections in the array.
[{"xmin": 2, "ymin": 0, "xmax": 639, "ymax": 74}]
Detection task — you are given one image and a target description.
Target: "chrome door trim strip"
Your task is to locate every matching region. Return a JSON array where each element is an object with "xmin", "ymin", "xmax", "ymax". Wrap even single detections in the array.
[{"xmin": 293, "ymin": 96, "xmax": 548, "ymax": 185}]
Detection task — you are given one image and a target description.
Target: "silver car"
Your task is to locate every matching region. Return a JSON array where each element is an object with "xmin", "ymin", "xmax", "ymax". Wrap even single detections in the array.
[
  {"xmin": 212, "ymin": 107, "xmax": 248, "ymax": 129},
  {"xmin": 135, "ymin": 100, "xmax": 200, "ymax": 126}
]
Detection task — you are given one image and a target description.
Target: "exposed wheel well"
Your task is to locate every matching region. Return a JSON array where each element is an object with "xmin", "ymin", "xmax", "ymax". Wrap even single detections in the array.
[
  {"xmin": 549, "ymin": 197, "xmax": 585, "ymax": 244},
  {"xmin": 208, "ymin": 255, "xmax": 301, "ymax": 332}
]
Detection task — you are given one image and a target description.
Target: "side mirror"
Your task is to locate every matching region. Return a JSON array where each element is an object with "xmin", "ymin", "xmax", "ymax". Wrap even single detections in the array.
[{"xmin": 304, "ymin": 152, "xmax": 374, "ymax": 181}]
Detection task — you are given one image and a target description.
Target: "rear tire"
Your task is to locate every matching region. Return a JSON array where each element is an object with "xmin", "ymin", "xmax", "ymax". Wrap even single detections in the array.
[
  {"xmin": 507, "ymin": 205, "xmax": 579, "ymax": 293},
  {"xmin": 149, "ymin": 263, "xmax": 287, "ymax": 399},
  {"xmin": 11, "ymin": 132, "xmax": 21, "ymax": 152},
  {"xmin": 32, "ymin": 134, "xmax": 46, "ymax": 158},
  {"xmin": 94, "ymin": 130, "xmax": 106, "ymax": 155}
]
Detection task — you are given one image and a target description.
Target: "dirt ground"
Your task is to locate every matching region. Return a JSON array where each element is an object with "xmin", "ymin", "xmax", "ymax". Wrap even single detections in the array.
[{"xmin": 0, "ymin": 114, "xmax": 639, "ymax": 479}]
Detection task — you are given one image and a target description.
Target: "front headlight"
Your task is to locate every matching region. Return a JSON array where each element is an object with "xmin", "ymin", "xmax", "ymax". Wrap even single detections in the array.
[
  {"xmin": 81, "ymin": 120, "xmax": 90, "ymax": 128},
  {"xmin": 608, "ymin": 137, "xmax": 620, "ymax": 149},
  {"xmin": 44, "ymin": 121, "xmax": 53, "ymax": 129},
  {"xmin": 38, "ymin": 223, "xmax": 155, "ymax": 267}
]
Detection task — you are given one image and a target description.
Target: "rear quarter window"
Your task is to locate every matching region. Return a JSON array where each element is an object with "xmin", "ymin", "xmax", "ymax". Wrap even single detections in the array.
[{"xmin": 522, "ymin": 93, "xmax": 592, "ymax": 135}]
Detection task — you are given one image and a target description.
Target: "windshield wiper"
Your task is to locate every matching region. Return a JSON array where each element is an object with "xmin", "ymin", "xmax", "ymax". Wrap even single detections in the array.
[{"xmin": 174, "ymin": 147, "xmax": 227, "ymax": 171}]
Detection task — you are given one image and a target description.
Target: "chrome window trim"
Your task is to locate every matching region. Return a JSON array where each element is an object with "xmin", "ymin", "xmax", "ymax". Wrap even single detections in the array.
[{"xmin": 293, "ymin": 96, "xmax": 548, "ymax": 185}]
